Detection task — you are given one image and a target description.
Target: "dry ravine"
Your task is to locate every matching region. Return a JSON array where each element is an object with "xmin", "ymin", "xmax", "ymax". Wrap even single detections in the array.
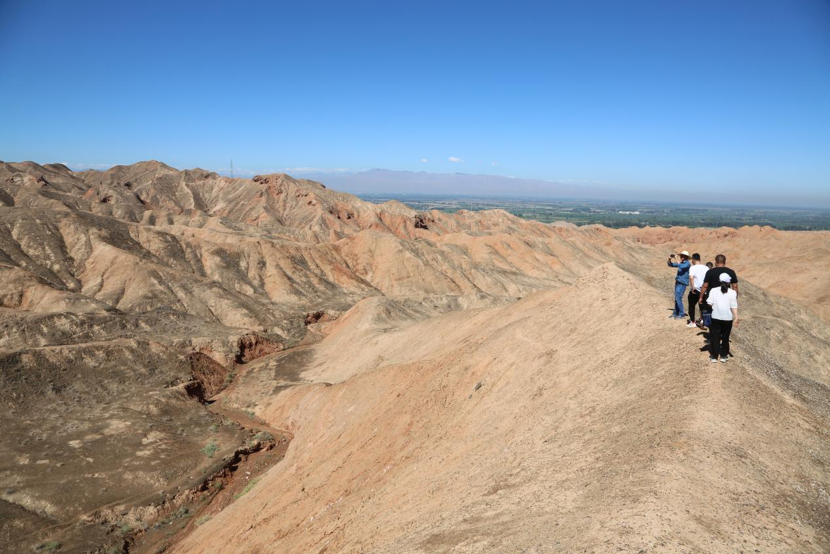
[{"xmin": 1, "ymin": 160, "xmax": 829, "ymax": 554}]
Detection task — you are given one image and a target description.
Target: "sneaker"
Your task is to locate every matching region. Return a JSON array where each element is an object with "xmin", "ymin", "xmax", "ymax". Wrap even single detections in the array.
[
  {"xmin": 687, "ymin": 322, "xmax": 697, "ymax": 328},
  {"xmin": 720, "ymin": 356, "xmax": 729, "ymax": 363},
  {"xmin": 710, "ymin": 358, "xmax": 718, "ymax": 363}
]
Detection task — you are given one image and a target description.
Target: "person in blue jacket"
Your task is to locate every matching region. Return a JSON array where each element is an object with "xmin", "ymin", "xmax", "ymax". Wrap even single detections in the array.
[{"xmin": 667, "ymin": 251, "xmax": 691, "ymax": 319}]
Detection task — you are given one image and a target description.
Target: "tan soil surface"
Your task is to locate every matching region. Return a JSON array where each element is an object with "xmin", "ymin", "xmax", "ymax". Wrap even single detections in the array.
[{"xmin": 1, "ymin": 160, "xmax": 828, "ymax": 553}]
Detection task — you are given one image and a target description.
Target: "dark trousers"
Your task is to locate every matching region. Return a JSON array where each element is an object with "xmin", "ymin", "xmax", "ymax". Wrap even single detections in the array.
[
  {"xmin": 688, "ymin": 290, "xmax": 700, "ymax": 321},
  {"xmin": 710, "ymin": 318, "xmax": 733, "ymax": 359}
]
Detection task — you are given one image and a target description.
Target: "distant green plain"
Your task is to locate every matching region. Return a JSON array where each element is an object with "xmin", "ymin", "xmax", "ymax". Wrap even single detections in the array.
[{"xmin": 359, "ymin": 195, "xmax": 830, "ymax": 231}]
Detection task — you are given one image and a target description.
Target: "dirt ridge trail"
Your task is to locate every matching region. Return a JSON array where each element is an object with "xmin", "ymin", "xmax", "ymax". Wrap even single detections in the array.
[{"xmin": 173, "ymin": 265, "xmax": 830, "ymax": 554}]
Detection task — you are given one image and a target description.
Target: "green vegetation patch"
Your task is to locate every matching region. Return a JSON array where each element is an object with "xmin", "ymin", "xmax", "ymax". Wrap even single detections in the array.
[
  {"xmin": 234, "ymin": 478, "xmax": 259, "ymax": 499},
  {"xmin": 201, "ymin": 440, "xmax": 220, "ymax": 458},
  {"xmin": 253, "ymin": 430, "xmax": 274, "ymax": 442}
]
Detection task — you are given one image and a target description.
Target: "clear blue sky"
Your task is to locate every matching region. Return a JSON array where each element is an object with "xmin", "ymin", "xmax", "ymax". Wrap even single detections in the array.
[{"xmin": 1, "ymin": 0, "xmax": 829, "ymax": 205}]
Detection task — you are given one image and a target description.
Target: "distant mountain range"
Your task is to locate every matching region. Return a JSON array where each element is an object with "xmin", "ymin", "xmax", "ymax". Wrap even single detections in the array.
[
  {"xmin": 292, "ymin": 169, "xmax": 624, "ymax": 200},
  {"xmin": 287, "ymin": 169, "xmax": 830, "ymax": 207}
]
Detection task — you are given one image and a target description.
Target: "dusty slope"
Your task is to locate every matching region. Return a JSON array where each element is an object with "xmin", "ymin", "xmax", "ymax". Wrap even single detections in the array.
[
  {"xmin": 176, "ymin": 263, "xmax": 830, "ymax": 554},
  {"xmin": 0, "ymin": 161, "xmax": 648, "ymax": 553},
  {"xmin": 0, "ymin": 160, "xmax": 828, "ymax": 553}
]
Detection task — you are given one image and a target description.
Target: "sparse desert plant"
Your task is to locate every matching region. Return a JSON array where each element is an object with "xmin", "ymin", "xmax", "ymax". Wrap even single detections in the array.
[
  {"xmin": 253, "ymin": 430, "xmax": 274, "ymax": 442},
  {"xmin": 201, "ymin": 440, "xmax": 219, "ymax": 458},
  {"xmin": 211, "ymin": 480, "xmax": 224, "ymax": 490},
  {"xmin": 208, "ymin": 423, "xmax": 219, "ymax": 432},
  {"xmin": 195, "ymin": 515, "xmax": 212, "ymax": 526},
  {"xmin": 234, "ymin": 478, "xmax": 259, "ymax": 499},
  {"xmin": 39, "ymin": 541, "xmax": 61, "ymax": 552},
  {"xmin": 162, "ymin": 505, "xmax": 191, "ymax": 525},
  {"xmin": 159, "ymin": 507, "xmax": 187, "ymax": 526},
  {"xmin": 119, "ymin": 523, "xmax": 133, "ymax": 535}
]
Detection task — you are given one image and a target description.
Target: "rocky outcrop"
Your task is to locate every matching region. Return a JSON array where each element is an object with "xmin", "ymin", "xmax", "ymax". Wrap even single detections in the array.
[
  {"xmin": 236, "ymin": 333, "xmax": 284, "ymax": 364},
  {"xmin": 187, "ymin": 352, "xmax": 231, "ymax": 399}
]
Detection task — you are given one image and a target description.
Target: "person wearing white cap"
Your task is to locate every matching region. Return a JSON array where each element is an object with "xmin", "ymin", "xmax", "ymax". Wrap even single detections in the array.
[
  {"xmin": 706, "ymin": 272, "xmax": 739, "ymax": 363},
  {"xmin": 667, "ymin": 250, "xmax": 691, "ymax": 319}
]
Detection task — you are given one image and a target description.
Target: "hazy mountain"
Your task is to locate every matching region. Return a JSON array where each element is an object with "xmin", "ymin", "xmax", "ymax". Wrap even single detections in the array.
[
  {"xmin": 290, "ymin": 168, "xmax": 830, "ymax": 207},
  {"xmin": 293, "ymin": 168, "xmax": 623, "ymax": 199}
]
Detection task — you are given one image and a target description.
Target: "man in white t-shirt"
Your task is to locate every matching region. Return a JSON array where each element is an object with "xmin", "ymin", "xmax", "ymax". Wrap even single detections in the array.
[{"xmin": 687, "ymin": 253, "xmax": 708, "ymax": 328}]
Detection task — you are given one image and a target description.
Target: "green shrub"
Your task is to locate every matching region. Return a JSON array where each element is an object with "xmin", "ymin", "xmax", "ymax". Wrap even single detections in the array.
[
  {"xmin": 253, "ymin": 431, "xmax": 274, "ymax": 442},
  {"xmin": 201, "ymin": 440, "xmax": 219, "ymax": 458}
]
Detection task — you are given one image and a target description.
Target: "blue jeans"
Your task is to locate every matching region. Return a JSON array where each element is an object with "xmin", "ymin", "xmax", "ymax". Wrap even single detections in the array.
[{"xmin": 674, "ymin": 283, "xmax": 687, "ymax": 317}]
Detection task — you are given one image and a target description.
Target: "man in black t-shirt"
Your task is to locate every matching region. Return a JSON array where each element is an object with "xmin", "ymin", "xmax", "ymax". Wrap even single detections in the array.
[{"xmin": 699, "ymin": 254, "xmax": 739, "ymax": 306}]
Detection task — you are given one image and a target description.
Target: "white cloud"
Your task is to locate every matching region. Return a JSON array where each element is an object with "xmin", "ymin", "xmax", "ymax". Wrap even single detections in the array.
[
  {"xmin": 448, "ymin": 156, "xmax": 464, "ymax": 163},
  {"xmin": 421, "ymin": 158, "xmax": 428, "ymax": 163}
]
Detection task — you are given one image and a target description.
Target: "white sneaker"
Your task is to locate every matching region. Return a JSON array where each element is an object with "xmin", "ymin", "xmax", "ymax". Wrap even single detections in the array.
[
  {"xmin": 687, "ymin": 322, "xmax": 697, "ymax": 328},
  {"xmin": 720, "ymin": 356, "xmax": 729, "ymax": 363},
  {"xmin": 710, "ymin": 358, "xmax": 718, "ymax": 363}
]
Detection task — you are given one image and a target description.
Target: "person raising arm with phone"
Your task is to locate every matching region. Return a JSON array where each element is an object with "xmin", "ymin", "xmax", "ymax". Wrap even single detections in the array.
[{"xmin": 667, "ymin": 251, "xmax": 691, "ymax": 319}]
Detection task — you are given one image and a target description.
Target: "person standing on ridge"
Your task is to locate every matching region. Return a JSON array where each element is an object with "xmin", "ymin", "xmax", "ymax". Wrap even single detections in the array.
[
  {"xmin": 698, "ymin": 261, "xmax": 714, "ymax": 330},
  {"xmin": 667, "ymin": 251, "xmax": 691, "ymax": 319},
  {"xmin": 699, "ymin": 254, "xmax": 739, "ymax": 305},
  {"xmin": 688, "ymin": 253, "xmax": 708, "ymax": 328},
  {"xmin": 707, "ymin": 273, "xmax": 739, "ymax": 363}
]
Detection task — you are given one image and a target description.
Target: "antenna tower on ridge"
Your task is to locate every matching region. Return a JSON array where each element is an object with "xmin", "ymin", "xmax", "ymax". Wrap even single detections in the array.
[{"xmin": 230, "ymin": 159, "xmax": 234, "ymax": 179}]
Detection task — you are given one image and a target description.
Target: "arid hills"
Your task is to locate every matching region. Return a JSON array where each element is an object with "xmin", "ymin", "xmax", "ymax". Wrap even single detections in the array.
[{"xmin": 1, "ymin": 160, "xmax": 829, "ymax": 553}]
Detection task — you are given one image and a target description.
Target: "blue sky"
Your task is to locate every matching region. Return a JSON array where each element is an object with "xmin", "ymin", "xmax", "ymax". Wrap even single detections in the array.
[{"xmin": 1, "ymin": 0, "xmax": 829, "ymax": 205}]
